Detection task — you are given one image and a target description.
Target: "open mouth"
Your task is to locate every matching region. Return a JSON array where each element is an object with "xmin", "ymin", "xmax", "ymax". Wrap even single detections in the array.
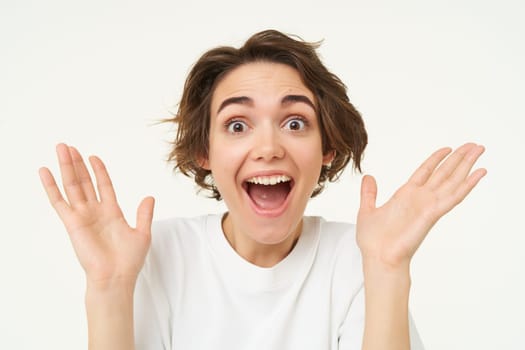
[{"xmin": 242, "ymin": 175, "xmax": 294, "ymax": 212}]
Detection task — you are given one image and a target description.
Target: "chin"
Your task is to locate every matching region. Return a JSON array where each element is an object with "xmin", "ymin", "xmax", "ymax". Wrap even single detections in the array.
[{"xmin": 247, "ymin": 212, "xmax": 303, "ymax": 244}]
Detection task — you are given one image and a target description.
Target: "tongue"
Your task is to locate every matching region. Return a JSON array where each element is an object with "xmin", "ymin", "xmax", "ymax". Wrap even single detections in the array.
[{"xmin": 247, "ymin": 182, "xmax": 289, "ymax": 210}]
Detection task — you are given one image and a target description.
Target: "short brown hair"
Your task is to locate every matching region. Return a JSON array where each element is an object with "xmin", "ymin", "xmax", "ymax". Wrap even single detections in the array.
[{"xmin": 167, "ymin": 29, "xmax": 367, "ymax": 200}]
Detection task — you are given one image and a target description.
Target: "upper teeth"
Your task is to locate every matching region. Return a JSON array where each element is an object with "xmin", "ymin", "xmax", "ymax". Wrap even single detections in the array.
[{"xmin": 246, "ymin": 175, "xmax": 291, "ymax": 185}]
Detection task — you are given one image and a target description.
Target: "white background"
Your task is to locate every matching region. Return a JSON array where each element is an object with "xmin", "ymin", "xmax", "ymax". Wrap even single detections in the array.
[{"xmin": 1, "ymin": 0, "xmax": 524, "ymax": 349}]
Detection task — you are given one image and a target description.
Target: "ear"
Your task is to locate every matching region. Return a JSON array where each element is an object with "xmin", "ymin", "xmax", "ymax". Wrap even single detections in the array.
[{"xmin": 322, "ymin": 150, "xmax": 335, "ymax": 166}]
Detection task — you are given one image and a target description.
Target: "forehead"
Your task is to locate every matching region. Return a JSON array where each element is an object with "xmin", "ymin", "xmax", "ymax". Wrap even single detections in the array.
[{"xmin": 210, "ymin": 62, "xmax": 315, "ymax": 113}]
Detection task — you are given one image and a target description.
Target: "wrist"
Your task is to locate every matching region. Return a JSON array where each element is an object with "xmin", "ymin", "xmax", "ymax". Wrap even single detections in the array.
[
  {"xmin": 362, "ymin": 257, "xmax": 411, "ymax": 292},
  {"xmin": 86, "ymin": 273, "xmax": 137, "ymax": 291},
  {"xmin": 362, "ymin": 252, "xmax": 411, "ymax": 274},
  {"xmin": 85, "ymin": 278, "xmax": 136, "ymax": 302}
]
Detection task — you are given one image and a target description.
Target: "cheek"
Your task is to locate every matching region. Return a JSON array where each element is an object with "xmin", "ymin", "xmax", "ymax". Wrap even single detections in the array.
[
  {"xmin": 293, "ymin": 141, "xmax": 324, "ymax": 183},
  {"xmin": 292, "ymin": 138, "xmax": 324, "ymax": 162},
  {"xmin": 209, "ymin": 140, "xmax": 246, "ymax": 165},
  {"xmin": 208, "ymin": 141, "xmax": 246, "ymax": 185}
]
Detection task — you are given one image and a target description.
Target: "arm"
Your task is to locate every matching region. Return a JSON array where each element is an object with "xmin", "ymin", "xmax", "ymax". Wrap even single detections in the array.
[
  {"xmin": 361, "ymin": 261, "xmax": 411, "ymax": 350},
  {"xmin": 356, "ymin": 143, "xmax": 486, "ymax": 350},
  {"xmin": 85, "ymin": 280, "xmax": 136, "ymax": 350},
  {"xmin": 39, "ymin": 143, "xmax": 154, "ymax": 350}
]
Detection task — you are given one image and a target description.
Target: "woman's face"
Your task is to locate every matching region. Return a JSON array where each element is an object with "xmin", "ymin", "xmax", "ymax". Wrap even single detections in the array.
[{"xmin": 202, "ymin": 62, "xmax": 332, "ymax": 262}]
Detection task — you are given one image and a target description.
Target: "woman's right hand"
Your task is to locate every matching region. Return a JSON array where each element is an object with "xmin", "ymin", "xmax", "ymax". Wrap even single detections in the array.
[{"xmin": 39, "ymin": 143, "xmax": 155, "ymax": 289}]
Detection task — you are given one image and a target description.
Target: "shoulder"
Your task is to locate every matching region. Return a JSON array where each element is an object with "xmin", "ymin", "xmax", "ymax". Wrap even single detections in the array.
[
  {"xmin": 142, "ymin": 214, "xmax": 219, "ymax": 274},
  {"xmin": 312, "ymin": 217, "xmax": 361, "ymax": 267},
  {"xmin": 316, "ymin": 218, "xmax": 356, "ymax": 241},
  {"xmin": 303, "ymin": 217, "xmax": 364, "ymax": 326},
  {"xmin": 149, "ymin": 214, "xmax": 216, "ymax": 249},
  {"xmin": 138, "ymin": 214, "xmax": 223, "ymax": 302},
  {"xmin": 151, "ymin": 214, "xmax": 209, "ymax": 238},
  {"xmin": 305, "ymin": 216, "xmax": 363, "ymax": 288}
]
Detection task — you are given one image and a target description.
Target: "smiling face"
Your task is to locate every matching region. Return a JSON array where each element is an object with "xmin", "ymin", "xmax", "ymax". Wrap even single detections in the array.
[{"xmin": 202, "ymin": 62, "xmax": 333, "ymax": 265}]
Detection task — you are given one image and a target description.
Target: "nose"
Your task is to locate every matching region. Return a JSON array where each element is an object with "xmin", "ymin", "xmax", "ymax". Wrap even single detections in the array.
[{"xmin": 250, "ymin": 123, "xmax": 285, "ymax": 161}]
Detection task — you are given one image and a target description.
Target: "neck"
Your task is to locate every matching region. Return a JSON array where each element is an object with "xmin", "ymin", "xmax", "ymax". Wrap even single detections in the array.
[{"xmin": 221, "ymin": 213, "xmax": 302, "ymax": 268}]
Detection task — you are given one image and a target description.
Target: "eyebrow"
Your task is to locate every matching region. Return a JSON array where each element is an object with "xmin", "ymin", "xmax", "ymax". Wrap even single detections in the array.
[
  {"xmin": 216, "ymin": 94, "xmax": 316, "ymax": 114},
  {"xmin": 281, "ymin": 94, "xmax": 316, "ymax": 111},
  {"xmin": 217, "ymin": 96, "xmax": 253, "ymax": 114}
]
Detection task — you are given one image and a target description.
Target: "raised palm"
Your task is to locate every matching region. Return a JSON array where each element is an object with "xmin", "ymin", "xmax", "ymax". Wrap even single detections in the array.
[
  {"xmin": 39, "ymin": 144, "xmax": 154, "ymax": 286},
  {"xmin": 357, "ymin": 143, "xmax": 486, "ymax": 267}
]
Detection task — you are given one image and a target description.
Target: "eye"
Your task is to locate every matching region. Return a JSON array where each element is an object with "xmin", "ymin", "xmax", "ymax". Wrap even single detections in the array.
[
  {"xmin": 283, "ymin": 117, "xmax": 307, "ymax": 131},
  {"xmin": 226, "ymin": 120, "xmax": 248, "ymax": 133}
]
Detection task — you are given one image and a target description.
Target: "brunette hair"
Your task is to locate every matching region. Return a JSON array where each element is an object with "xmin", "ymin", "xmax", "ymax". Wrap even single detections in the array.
[{"xmin": 167, "ymin": 29, "xmax": 367, "ymax": 200}]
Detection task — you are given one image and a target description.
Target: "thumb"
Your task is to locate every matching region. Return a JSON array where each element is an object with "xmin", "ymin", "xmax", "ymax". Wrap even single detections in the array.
[
  {"xmin": 359, "ymin": 175, "xmax": 377, "ymax": 212},
  {"xmin": 136, "ymin": 196, "xmax": 155, "ymax": 234}
]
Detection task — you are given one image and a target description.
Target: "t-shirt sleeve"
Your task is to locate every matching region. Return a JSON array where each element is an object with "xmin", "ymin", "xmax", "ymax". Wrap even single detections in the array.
[
  {"xmin": 338, "ymin": 287, "xmax": 425, "ymax": 350},
  {"xmin": 133, "ymin": 270, "xmax": 167, "ymax": 350}
]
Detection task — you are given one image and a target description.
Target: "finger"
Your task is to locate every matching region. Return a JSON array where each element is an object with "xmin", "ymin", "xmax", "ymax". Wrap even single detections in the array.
[
  {"xmin": 69, "ymin": 146, "xmax": 98, "ymax": 202},
  {"xmin": 359, "ymin": 175, "xmax": 377, "ymax": 212},
  {"xmin": 57, "ymin": 143, "xmax": 87, "ymax": 204},
  {"xmin": 136, "ymin": 196, "xmax": 155, "ymax": 234},
  {"xmin": 39, "ymin": 167, "xmax": 71, "ymax": 218},
  {"xmin": 89, "ymin": 155, "xmax": 117, "ymax": 203},
  {"xmin": 426, "ymin": 143, "xmax": 477, "ymax": 189},
  {"xmin": 443, "ymin": 168, "xmax": 487, "ymax": 210},
  {"xmin": 445, "ymin": 145, "xmax": 486, "ymax": 191},
  {"xmin": 408, "ymin": 147, "xmax": 452, "ymax": 186}
]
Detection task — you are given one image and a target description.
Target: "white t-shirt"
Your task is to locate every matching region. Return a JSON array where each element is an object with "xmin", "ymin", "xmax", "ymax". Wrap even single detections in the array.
[{"xmin": 134, "ymin": 214, "xmax": 424, "ymax": 349}]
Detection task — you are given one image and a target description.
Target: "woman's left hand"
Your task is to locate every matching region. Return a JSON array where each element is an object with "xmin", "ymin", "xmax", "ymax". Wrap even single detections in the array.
[{"xmin": 356, "ymin": 143, "xmax": 487, "ymax": 269}]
